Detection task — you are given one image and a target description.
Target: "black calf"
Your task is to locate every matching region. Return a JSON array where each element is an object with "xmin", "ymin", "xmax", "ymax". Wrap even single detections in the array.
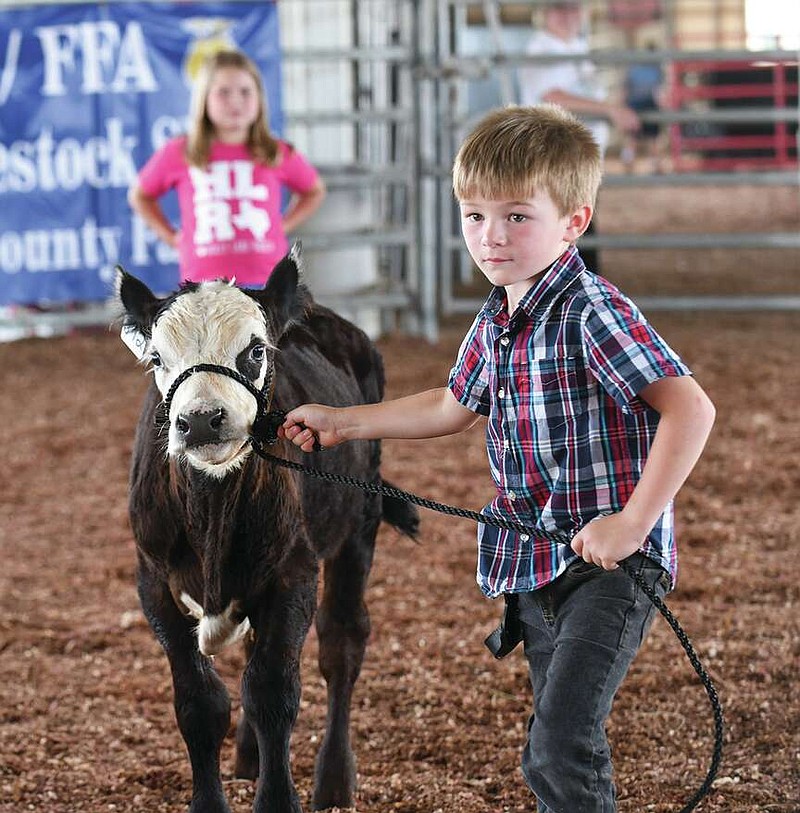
[{"xmin": 118, "ymin": 252, "xmax": 418, "ymax": 812}]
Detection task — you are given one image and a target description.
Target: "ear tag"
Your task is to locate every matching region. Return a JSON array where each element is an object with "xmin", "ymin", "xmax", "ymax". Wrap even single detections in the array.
[{"xmin": 120, "ymin": 323, "xmax": 149, "ymax": 360}]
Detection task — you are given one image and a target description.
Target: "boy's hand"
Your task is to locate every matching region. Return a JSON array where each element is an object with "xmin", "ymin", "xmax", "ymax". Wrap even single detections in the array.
[
  {"xmin": 280, "ymin": 404, "xmax": 344, "ymax": 452},
  {"xmin": 570, "ymin": 513, "xmax": 646, "ymax": 571}
]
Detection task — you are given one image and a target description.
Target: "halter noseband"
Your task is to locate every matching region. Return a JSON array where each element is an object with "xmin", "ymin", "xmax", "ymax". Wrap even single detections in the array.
[{"xmin": 154, "ymin": 360, "xmax": 285, "ymax": 445}]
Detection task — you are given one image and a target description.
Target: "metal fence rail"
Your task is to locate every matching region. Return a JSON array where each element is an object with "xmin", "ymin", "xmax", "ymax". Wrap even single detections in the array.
[
  {"xmin": 2, "ymin": 0, "xmax": 799, "ymax": 342},
  {"xmin": 423, "ymin": 0, "xmax": 799, "ymax": 323}
]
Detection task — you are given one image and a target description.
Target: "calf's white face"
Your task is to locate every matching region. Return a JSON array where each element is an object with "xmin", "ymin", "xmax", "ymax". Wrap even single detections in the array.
[{"xmin": 149, "ymin": 281, "xmax": 273, "ymax": 477}]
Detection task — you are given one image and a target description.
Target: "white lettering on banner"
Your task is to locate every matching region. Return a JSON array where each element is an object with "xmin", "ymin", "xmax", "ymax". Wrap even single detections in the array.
[
  {"xmin": 36, "ymin": 21, "xmax": 157, "ymax": 97},
  {"xmin": 0, "ymin": 29, "xmax": 21, "ymax": 106},
  {"xmin": 0, "ymin": 217, "xmax": 120, "ymax": 275},
  {"xmin": 0, "ymin": 118, "xmax": 137, "ymax": 193},
  {"xmin": 110, "ymin": 20, "xmax": 156, "ymax": 92},
  {"xmin": 189, "ymin": 161, "xmax": 270, "ymax": 246},
  {"xmin": 151, "ymin": 115, "xmax": 187, "ymax": 151}
]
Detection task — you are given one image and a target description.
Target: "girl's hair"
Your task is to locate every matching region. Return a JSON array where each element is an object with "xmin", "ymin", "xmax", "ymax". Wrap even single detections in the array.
[
  {"xmin": 186, "ymin": 50, "xmax": 280, "ymax": 168},
  {"xmin": 452, "ymin": 104, "xmax": 602, "ymax": 214}
]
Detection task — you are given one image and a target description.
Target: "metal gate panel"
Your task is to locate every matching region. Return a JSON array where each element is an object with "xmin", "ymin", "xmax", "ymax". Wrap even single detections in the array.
[{"xmin": 418, "ymin": 0, "xmax": 800, "ymax": 320}]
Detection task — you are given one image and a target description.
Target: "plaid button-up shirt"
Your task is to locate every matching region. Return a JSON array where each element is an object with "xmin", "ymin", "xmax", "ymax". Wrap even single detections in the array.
[{"xmin": 448, "ymin": 246, "xmax": 690, "ymax": 598}]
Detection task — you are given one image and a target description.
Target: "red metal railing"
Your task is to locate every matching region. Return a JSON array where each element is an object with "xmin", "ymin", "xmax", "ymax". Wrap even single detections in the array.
[{"xmin": 667, "ymin": 59, "xmax": 798, "ymax": 171}]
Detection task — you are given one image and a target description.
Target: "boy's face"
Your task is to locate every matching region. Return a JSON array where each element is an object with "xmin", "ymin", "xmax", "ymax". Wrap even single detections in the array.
[{"xmin": 459, "ymin": 190, "xmax": 589, "ymax": 306}]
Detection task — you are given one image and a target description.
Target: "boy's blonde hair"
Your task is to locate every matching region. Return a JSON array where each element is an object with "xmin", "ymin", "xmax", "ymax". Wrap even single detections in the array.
[
  {"xmin": 452, "ymin": 105, "xmax": 602, "ymax": 215},
  {"xmin": 186, "ymin": 50, "xmax": 280, "ymax": 169}
]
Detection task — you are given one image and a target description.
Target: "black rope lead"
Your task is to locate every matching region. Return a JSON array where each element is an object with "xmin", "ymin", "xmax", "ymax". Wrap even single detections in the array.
[
  {"xmin": 250, "ymin": 435, "xmax": 724, "ymax": 813},
  {"xmin": 155, "ymin": 360, "xmax": 723, "ymax": 811}
]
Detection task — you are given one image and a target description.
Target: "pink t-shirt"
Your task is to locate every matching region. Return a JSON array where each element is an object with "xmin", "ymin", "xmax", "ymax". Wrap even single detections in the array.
[{"xmin": 137, "ymin": 137, "xmax": 319, "ymax": 286}]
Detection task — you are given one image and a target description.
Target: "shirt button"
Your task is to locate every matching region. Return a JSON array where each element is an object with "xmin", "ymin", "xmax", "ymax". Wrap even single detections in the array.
[
  {"xmin": 520, "ymin": 534, "xmax": 530, "ymax": 541},
  {"xmin": 508, "ymin": 491, "xmax": 516, "ymax": 501},
  {"xmin": 500, "ymin": 335, "xmax": 510, "ymax": 346},
  {"xmin": 498, "ymin": 387, "xmax": 505, "ymax": 398}
]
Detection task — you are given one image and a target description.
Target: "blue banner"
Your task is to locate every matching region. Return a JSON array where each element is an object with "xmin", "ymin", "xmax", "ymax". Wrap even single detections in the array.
[{"xmin": 0, "ymin": 1, "xmax": 282, "ymax": 305}]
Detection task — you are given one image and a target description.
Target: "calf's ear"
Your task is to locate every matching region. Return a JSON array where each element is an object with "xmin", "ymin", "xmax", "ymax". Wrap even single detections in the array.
[
  {"xmin": 115, "ymin": 265, "xmax": 161, "ymax": 336},
  {"xmin": 257, "ymin": 242, "xmax": 311, "ymax": 335}
]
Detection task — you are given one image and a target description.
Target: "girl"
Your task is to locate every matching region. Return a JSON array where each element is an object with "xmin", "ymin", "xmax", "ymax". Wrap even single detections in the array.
[{"xmin": 129, "ymin": 50, "xmax": 326, "ymax": 287}]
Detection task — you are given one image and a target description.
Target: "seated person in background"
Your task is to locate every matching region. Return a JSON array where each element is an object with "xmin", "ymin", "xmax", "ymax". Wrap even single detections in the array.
[{"xmin": 518, "ymin": 0, "xmax": 640, "ymax": 272}]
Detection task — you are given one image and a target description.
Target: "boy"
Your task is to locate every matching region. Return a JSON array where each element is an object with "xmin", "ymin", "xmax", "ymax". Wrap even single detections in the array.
[{"xmin": 281, "ymin": 105, "xmax": 716, "ymax": 812}]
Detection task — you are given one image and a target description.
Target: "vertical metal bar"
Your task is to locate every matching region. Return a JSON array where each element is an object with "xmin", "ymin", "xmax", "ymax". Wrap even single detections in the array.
[
  {"xmin": 665, "ymin": 0, "xmax": 683, "ymax": 171},
  {"xmin": 439, "ymin": 1, "xmax": 456, "ymax": 317},
  {"xmin": 351, "ymin": 0, "xmax": 362, "ymax": 163},
  {"xmin": 408, "ymin": 0, "xmax": 426, "ymax": 337},
  {"xmin": 386, "ymin": 0, "xmax": 402, "ymax": 331},
  {"xmin": 667, "ymin": 61, "xmax": 683, "ymax": 171},
  {"xmin": 796, "ymin": 42, "xmax": 800, "ymax": 179},
  {"xmin": 773, "ymin": 62, "xmax": 789, "ymax": 166},
  {"xmin": 482, "ymin": 0, "xmax": 515, "ymax": 105},
  {"xmin": 420, "ymin": 0, "xmax": 441, "ymax": 341}
]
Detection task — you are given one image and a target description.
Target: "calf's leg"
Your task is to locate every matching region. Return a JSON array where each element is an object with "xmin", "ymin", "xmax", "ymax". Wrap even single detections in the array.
[
  {"xmin": 234, "ymin": 635, "xmax": 259, "ymax": 780},
  {"xmin": 138, "ymin": 561, "xmax": 232, "ymax": 813},
  {"xmin": 313, "ymin": 533, "xmax": 376, "ymax": 811},
  {"xmin": 242, "ymin": 582, "xmax": 316, "ymax": 813}
]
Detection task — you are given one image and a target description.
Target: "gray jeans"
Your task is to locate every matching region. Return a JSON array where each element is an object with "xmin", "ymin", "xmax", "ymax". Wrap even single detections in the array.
[{"xmin": 517, "ymin": 553, "xmax": 671, "ymax": 813}]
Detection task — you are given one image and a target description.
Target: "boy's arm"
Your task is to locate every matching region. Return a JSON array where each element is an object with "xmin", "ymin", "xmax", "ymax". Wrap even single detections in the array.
[
  {"xmin": 571, "ymin": 375, "xmax": 716, "ymax": 570},
  {"xmin": 281, "ymin": 387, "xmax": 481, "ymax": 452}
]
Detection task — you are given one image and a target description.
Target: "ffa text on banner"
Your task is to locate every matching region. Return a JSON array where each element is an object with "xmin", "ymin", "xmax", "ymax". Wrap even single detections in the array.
[{"xmin": 0, "ymin": 1, "xmax": 282, "ymax": 306}]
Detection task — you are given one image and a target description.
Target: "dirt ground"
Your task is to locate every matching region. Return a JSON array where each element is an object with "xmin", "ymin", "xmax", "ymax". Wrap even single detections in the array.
[{"xmin": 1, "ymin": 184, "xmax": 799, "ymax": 813}]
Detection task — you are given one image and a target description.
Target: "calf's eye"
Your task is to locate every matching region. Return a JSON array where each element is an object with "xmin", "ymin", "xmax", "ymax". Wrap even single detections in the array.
[
  {"xmin": 150, "ymin": 351, "xmax": 162, "ymax": 368},
  {"xmin": 236, "ymin": 339, "xmax": 269, "ymax": 381}
]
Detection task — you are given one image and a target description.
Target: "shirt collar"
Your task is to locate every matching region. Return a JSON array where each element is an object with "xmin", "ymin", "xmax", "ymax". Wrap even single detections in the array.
[{"xmin": 481, "ymin": 245, "xmax": 586, "ymax": 325}]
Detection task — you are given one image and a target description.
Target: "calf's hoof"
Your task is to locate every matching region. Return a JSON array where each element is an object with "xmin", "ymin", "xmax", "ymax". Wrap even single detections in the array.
[
  {"xmin": 188, "ymin": 792, "xmax": 232, "ymax": 813},
  {"xmin": 233, "ymin": 750, "xmax": 259, "ymax": 781},
  {"xmin": 313, "ymin": 755, "xmax": 356, "ymax": 811},
  {"xmin": 234, "ymin": 716, "xmax": 259, "ymax": 780}
]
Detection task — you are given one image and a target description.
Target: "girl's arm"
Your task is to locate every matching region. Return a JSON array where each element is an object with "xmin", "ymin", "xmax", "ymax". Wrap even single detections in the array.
[
  {"xmin": 282, "ymin": 178, "xmax": 326, "ymax": 234},
  {"xmin": 542, "ymin": 88, "xmax": 641, "ymax": 134},
  {"xmin": 571, "ymin": 375, "xmax": 716, "ymax": 570},
  {"xmin": 281, "ymin": 387, "xmax": 481, "ymax": 452},
  {"xmin": 128, "ymin": 184, "xmax": 180, "ymax": 248}
]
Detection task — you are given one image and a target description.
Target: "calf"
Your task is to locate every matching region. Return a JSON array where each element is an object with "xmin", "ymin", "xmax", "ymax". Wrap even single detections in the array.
[{"xmin": 116, "ymin": 248, "xmax": 418, "ymax": 813}]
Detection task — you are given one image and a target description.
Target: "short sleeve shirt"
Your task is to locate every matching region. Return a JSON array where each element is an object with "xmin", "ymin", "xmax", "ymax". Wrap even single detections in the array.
[
  {"xmin": 448, "ymin": 246, "xmax": 690, "ymax": 597},
  {"xmin": 137, "ymin": 137, "xmax": 319, "ymax": 286}
]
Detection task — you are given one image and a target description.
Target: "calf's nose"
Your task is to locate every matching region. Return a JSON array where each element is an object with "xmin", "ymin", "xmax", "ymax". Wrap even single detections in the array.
[{"xmin": 175, "ymin": 408, "xmax": 226, "ymax": 447}]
